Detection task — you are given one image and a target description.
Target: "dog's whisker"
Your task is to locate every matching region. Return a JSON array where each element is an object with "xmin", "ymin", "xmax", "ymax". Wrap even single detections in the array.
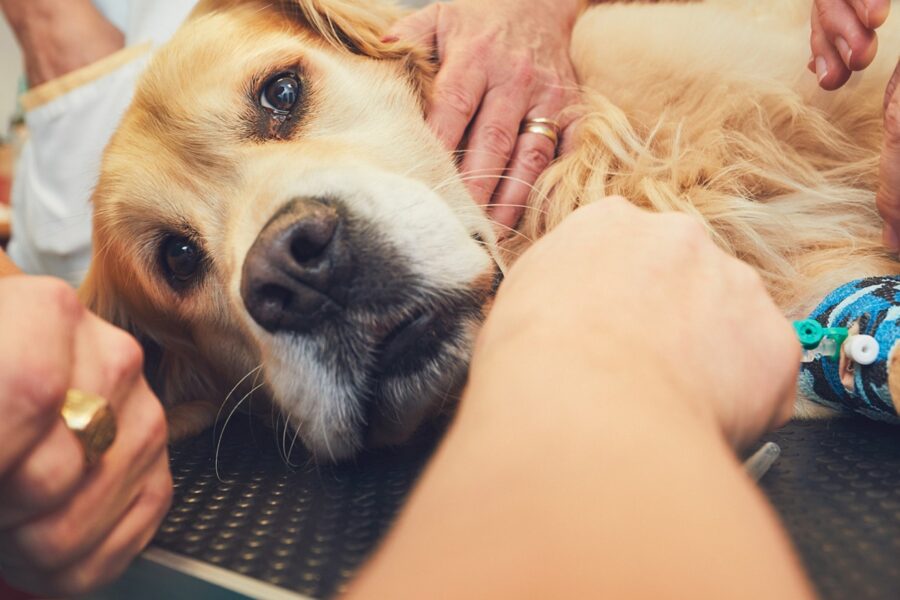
[
  {"xmin": 214, "ymin": 380, "xmax": 266, "ymax": 482},
  {"xmin": 470, "ymin": 240, "xmax": 526, "ymax": 259},
  {"xmin": 286, "ymin": 415, "xmax": 305, "ymax": 468},
  {"xmin": 214, "ymin": 364, "xmax": 263, "ymax": 441},
  {"xmin": 281, "ymin": 408, "xmax": 292, "ymax": 466},
  {"xmin": 455, "ymin": 174, "xmax": 552, "ymax": 202}
]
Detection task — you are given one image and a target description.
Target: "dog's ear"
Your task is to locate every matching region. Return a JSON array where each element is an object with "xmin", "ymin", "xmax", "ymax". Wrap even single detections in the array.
[
  {"xmin": 79, "ymin": 260, "xmax": 135, "ymax": 336},
  {"xmin": 193, "ymin": 0, "xmax": 405, "ymax": 58},
  {"xmin": 190, "ymin": 0, "xmax": 436, "ymax": 99}
]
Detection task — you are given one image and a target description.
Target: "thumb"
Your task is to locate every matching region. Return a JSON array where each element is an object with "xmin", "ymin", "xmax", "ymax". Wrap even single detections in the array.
[
  {"xmin": 384, "ymin": 3, "xmax": 440, "ymax": 50},
  {"xmin": 877, "ymin": 60, "xmax": 900, "ymax": 252}
]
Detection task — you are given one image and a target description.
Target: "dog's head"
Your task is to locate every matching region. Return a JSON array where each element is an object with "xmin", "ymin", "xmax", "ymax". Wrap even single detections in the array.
[{"xmin": 82, "ymin": 0, "xmax": 500, "ymax": 460}]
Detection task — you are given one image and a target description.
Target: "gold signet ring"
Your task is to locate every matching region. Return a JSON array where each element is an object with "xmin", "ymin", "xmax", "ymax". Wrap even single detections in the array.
[{"xmin": 62, "ymin": 390, "xmax": 117, "ymax": 466}]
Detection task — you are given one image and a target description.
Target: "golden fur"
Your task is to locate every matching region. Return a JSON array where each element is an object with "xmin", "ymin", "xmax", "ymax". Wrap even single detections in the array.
[{"xmin": 82, "ymin": 0, "xmax": 900, "ymax": 455}]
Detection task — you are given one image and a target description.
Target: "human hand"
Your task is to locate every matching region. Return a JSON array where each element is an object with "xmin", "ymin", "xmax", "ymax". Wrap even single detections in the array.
[
  {"xmin": 878, "ymin": 61, "xmax": 900, "ymax": 251},
  {"xmin": 0, "ymin": 0, "xmax": 124, "ymax": 87},
  {"xmin": 389, "ymin": 0, "xmax": 583, "ymax": 232},
  {"xmin": 807, "ymin": 3, "xmax": 900, "ymax": 250},
  {"xmin": 808, "ymin": 0, "xmax": 889, "ymax": 90},
  {"xmin": 474, "ymin": 198, "xmax": 800, "ymax": 449},
  {"xmin": 0, "ymin": 277, "xmax": 171, "ymax": 597}
]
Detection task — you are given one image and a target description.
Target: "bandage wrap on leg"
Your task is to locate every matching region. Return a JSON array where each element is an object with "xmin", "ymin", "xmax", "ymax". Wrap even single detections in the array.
[{"xmin": 798, "ymin": 277, "xmax": 900, "ymax": 423}]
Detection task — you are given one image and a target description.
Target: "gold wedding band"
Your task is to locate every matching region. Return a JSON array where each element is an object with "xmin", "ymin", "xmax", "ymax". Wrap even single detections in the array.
[
  {"xmin": 62, "ymin": 390, "xmax": 117, "ymax": 466},
  {"xmin": 520, "ymin": 117, "xmax": 560, "ymax": 146}
]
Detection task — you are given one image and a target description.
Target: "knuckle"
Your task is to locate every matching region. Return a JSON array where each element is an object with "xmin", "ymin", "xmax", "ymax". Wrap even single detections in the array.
[
  {"xmin": 511, "ymin": 58, "xmax": 535, "ymax": 87},
  {"xmin": 542, "ymin": 82, "xmax": 566, "ymax": 105},
  {"xmin": 104, "ymin": 332, "xmax": 144, "ymax": 386},
  {"xmin": 517, "ymin": 145, "xmax": 554, "ymax": 176},
  {"xmin": 479, "ymin": 123, "xmax": 516, "ymax": 155},
  {"xmin": 813, "ymin": 2, "xmax": 832, "ymax": 29},
  {"xmin": 666, "ymin": 212, "xmax": 706, "ymax": 237},
  {"xmin": 471, "ymin": 29, "xmax": 501, "ymax": 53},
  {"xmin": 663, "ymin": 214, "xmax": 710, "ymax": 252},
  {"xmin": 602, "ymin": 195, "xmax": 633, "ymax": 210},
  {"xmin": 149, "ymin": 470, "xmax": 175, "ymax": 514},
  {"xmin": 53, "ymin": 565, "xmax": 106, "ymax": 598},
  {"xmin": 884, "ymin": 95, "xmax": 900, "ymax": 142},
  {"xmin": 25, "ymin": 520, "xmax": 79, "ymax": 571},
  {"xmin": 436, "ymin": 85, "xmax": 477, "ymax": 118},
  {"xmin": 575, "ymin": 195, "xmax": 634, "ymax": 222},
  {"xmin": 6, "ymin": 361, "xmax": 68, "ymax": 419},
  {"xmin": 142, "ymin": 399, "xmax": 169, "ymax": 451},
  {"xmin": 734, "ymin": 260, "xmax": 765, "ymax": 290},
  {"xmin": 14, "ymin": 453, "xmax": 82, "ymax": 510},
  {"xmin": 875, "ymin": 189, "xmax": 900, "ymax": 222},
  {"xmin": 42, "ymin": 278, "xmax": 85, "ymax": 324}
]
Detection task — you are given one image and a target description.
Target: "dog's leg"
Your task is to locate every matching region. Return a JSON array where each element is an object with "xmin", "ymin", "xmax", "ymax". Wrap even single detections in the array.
[{"xmin": 166, "ymin": 400, "xmax": 219, "ymax": 442}]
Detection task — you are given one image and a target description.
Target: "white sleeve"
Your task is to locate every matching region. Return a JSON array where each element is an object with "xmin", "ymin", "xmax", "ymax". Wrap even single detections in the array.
[
  {"xmin": 7, "ymin": 48, "xmax": 151, "ymax": 284},
  {"xmin": 7, "ymin": 0, "xmax": 198, "ymax": 284}
]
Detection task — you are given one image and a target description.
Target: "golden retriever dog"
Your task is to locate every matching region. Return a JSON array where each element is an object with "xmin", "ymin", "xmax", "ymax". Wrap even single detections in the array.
[{"xmin": 81, "ymin": 0, "xmax": 900, "ymax": 460}]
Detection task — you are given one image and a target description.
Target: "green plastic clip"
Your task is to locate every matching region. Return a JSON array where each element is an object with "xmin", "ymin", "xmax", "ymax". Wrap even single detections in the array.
[{"xmin": 793, "ymin": 319, "xmax": 849, "ymax": 358}]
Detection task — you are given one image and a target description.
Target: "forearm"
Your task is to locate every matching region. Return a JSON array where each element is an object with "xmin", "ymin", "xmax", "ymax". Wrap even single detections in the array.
[
  {"xmin": 0, "ymin": 0, "xmax": 123, "ymax": 87},
  {"xmin": 347, "ymin": 335, "xmax": 814, "ymax": 599}
]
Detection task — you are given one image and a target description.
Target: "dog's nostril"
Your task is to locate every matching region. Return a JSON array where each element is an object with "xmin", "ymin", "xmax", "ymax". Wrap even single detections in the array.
[
  {"xmin": 258, "ymin": 283, "xmax": 291, "ymax": 311},
  {"xmin": 241, "ymin": 197, "xmax": 347, "ymax": 334},
  {"xmin": 288, "ymin": 206, "xmax": 338, "ymax": 263}
]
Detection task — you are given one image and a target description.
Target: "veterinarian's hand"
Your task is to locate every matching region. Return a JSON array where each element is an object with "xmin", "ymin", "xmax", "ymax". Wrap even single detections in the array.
[
  {"xmin": 806, "ymin": 2, "xmax": 900, "ymax": 250},
  {"xmin": 877, "ymin": 60, "xmax": 900, "ymax": 251},
  {"xmin": 0, "ymin": 277, "xmax": 171, "ymax": 597},
  {"xmin": 474, "ymin": 198, "xmax": 800, "ymax": 449},
  {"xmin": 808, "ymin": 0, "xmax": 889, "ymax": 90},
  {"xmin": 348, "ymin": 199, "xmax": 814, "ymax": 600},
  {"xmin": 389, "ymin": 0, "xmax": 583, "ymax": 232},
  {"xmin": 0, "ymin": 0, "xmax": 124, "ymax": 87}
]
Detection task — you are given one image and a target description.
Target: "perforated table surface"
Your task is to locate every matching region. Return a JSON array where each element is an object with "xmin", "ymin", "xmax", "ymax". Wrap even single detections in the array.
[{"xmin": 99, "ymin": 417, "xmax": 900, "ymax": 599}]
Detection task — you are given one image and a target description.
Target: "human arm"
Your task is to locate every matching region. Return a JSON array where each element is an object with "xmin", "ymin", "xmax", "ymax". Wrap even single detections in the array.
[
  {"xmin": 0, "ymin": 276, "xmax": 172, "ymax": 596},
  {"xmin": 347, "ymin": 199, "xmax": 814, "ymax": 599},
  {"xmin": 0, "ymin": 0, "xmax": 123, "ymax": 87},
  {"xmin": 808, "ymin": 1, "xmax": 900, "ymax": 251}
]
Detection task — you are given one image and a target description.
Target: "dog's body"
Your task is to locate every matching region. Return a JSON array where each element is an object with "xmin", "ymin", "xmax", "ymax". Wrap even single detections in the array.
[{"xmin": 82, "ymin": 0, "xmax": 900, "ymax": 460}]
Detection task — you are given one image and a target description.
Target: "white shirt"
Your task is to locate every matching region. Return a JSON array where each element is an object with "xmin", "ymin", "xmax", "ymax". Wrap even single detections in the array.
[{"xmin": 7, "ymin": 1, "xmax": 198, "ymax": 284}]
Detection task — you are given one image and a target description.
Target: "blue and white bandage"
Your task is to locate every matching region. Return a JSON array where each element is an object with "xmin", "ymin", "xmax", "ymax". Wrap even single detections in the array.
[{"xmin": 798, "ymin": 277, "xmax": 900, "ymax": 423}]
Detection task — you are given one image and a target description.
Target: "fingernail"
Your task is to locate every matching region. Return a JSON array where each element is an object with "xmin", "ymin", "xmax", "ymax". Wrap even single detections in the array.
[
  {"xmin": 381, "ymin": 35, "xmax": 399, "ymax": 43},
  {"xmin": 835, "ymin": 36, "xmax": 853, "ymax": 68},
  {"xmin": 883, "ymin": 224, "xmax": 899, "ymax": 253},
  {"xmin": 815, "ymin": 56, "xmax": 828, "ymax": 83}
]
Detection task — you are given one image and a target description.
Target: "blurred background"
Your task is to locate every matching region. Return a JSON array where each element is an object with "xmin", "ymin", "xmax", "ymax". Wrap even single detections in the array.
[
  {"xmin": 0, "ymin": 18, "xmax": 20, "ymax": 128},
  {"xmin": 0, "ymin": 17, "xmax": 22, "ymax": 244}
]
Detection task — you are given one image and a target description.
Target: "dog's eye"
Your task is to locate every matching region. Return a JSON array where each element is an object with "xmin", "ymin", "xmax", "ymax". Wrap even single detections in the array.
[
  {"xmin": 260, "ymin": 74, "xmax": 301, "ymax": 113},
  {"xmin": 163, "ymin": 237, "xmax": 202, "ymax": 283}
]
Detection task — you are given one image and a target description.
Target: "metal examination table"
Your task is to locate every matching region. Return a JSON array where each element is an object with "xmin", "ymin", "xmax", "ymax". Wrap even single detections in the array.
[{"xmin": 94, "ymin": 418, "xmax": 900, "ymax": 599}]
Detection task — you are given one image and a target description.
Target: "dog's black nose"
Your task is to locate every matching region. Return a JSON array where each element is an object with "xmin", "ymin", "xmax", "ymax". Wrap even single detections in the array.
[{"xmin": 241, "ymin": 197, "xmax": 348, "ymax": 333}]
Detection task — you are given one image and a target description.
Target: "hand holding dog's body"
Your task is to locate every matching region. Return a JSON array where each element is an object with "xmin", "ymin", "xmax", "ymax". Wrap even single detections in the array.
[
  {"xmin": 0, "ymin": 0, "xmax": 124, "ymax": 87},
  {"xmin": 476, "ymin": 198, "xmax": 801, "ymax": 450},
  {"xmin": 808, "ymin": 0, "xmax": 900, "ymax": 251},
  {"xmin": 349, "ymin": 200, "xmax": 812, "ymax": 599},
  {"xmin": 390, "ymin": 0, "xmax": 583, "ymax": 231},
  {"xmin": 809, "ymin": 0, "xmax": 888, "ymax": 89},
  {"xmin": 0, "ymin": 276, "xmax": 172, "ymax": 597}
]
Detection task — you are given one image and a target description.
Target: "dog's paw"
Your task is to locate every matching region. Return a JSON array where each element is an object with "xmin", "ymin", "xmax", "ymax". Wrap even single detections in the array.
[{"xmin": 166, "ymin": 400, "xmax": 219, "ymax": 442}]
